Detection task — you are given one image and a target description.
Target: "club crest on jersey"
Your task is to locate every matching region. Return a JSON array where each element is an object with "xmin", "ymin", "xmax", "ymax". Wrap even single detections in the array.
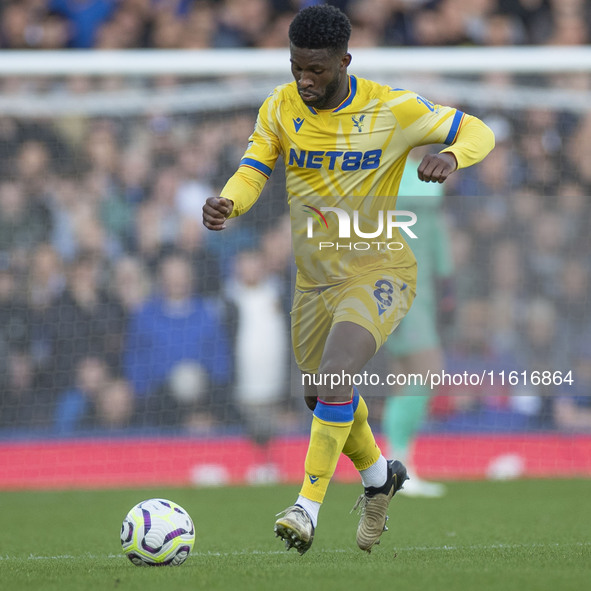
[
  {"xmin": 352, "ymin": 114, "xmax": 365, "ymax": 132},
  {"xmin": 293, "ymin": 117, "xmax": 304, "ymax": 133}
]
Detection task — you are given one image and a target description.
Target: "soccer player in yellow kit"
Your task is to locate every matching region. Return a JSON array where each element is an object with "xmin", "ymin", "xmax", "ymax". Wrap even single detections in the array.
[{"xmin": 203, "ymin": 5, "xmax": 494, "ymax": 554}]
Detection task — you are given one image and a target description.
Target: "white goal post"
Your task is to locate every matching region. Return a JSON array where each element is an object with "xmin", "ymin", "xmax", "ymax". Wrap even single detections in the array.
[
  {"xmin": 1, "ymin": 46, "xmax": 591, "ymax": 75},
  {"xmin": 0, "ymin": 46, "xmax": 589, "ymax": 117}
]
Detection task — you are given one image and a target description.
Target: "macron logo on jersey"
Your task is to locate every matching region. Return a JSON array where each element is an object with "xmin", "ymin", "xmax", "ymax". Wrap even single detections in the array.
[{"xmin": 293, "ymin": 117, "xmax": 304, "ymax": 133}]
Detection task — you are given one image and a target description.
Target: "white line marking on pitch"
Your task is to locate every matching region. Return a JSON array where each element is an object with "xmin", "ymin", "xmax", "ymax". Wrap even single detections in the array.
[{"xmin": 0, "ymin": 541, "xmax": 588, "ymax": 562}]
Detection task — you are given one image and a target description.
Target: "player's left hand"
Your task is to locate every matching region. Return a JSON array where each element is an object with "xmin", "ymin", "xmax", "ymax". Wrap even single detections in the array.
[{"xmin": 417, "ymin": 152, "xmax": 457, "ymax": 183}]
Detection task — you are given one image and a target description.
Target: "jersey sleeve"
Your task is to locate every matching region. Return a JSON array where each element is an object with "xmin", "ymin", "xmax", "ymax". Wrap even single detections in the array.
[
  {"xmin": 440, "ymin": 114, "xmax": 495, "ymax": 170},
  {"xmin": 389, "ymin": 90, "xmax": 494, "ymax": 169},
  {"xmin": 389, "ymin": 90, "xmax": 462, "ymax": 147},
  {"xmin": 240, "ymin": 91, "xmax": 282, "ymax": 177},
  {"xmin": 220, "ymin": 91, "xmax": 282, "ymax": 217},
  {"xmin": 220, "ymin": 165, "xmax": 268, "ymax": 218}
]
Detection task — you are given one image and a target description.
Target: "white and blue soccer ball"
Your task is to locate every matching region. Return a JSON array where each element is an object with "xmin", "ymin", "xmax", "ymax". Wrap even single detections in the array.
[{"xmin": 120, "ymin": 498, "xmax": 195, "ymax": 566}]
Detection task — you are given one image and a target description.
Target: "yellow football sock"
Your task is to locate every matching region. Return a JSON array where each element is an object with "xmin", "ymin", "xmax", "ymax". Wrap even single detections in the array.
[
  {"xmin": 342, "ymin": 388, "xmax": 382, "ymax": 471},
  {"xmin": 299, "ymin": 398, "xmax": 354, "ymax": 503}
]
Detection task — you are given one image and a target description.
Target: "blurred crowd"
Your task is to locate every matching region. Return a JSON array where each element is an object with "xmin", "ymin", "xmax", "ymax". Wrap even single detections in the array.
[
  {"xmin": 0, "ymin": 105, "xmax": 296, "ymax": 435},
  {"xmin": 0, "ymin": 0, "xmax": 591, "ymax": 437},
  {"xmin": 0, "ymin": 0, "xmax": 589, "ymax": 50}
]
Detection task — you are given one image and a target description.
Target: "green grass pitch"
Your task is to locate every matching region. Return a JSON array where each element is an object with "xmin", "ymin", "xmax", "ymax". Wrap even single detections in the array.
[{"xmin": 0, "ymin": 480, "xmax": 589, "ymax": 591}]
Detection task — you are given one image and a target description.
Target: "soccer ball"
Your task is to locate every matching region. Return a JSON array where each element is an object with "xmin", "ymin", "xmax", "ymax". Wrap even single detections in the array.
[{"xmin": 120, "ymin": 498, "xmax": 195, "ymax": 566}]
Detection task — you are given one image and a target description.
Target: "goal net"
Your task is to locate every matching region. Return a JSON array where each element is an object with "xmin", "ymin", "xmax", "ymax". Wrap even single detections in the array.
[{"xmin": 0, "ymin": 47, "xmax": 590, "ymax": 488}]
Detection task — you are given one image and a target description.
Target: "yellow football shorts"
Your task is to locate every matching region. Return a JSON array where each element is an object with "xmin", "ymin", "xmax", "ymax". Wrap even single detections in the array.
[{"xmin": 291, "ymin": 266, "xmax": 416, "ymax": 373}]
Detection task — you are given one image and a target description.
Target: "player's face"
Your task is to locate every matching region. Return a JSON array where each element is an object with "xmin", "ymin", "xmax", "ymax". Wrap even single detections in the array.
[{"xmin": 290, "ymin": 45, "xmax": 351, "ymax": 109}]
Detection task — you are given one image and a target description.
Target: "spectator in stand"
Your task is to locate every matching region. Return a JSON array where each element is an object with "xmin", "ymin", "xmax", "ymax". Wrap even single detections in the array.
[
  {"xmin": 0, "ymin": 349, "xmax": 46, "ymax": 430},
  {"xmin": 0, "ymin": 0, "xmax": 589, "ymax": 51},
  {"xmin": 259, "ymin": 214, "xmax": 293, "ymax": 315},
  {"xmin": 110, "ymin": 255, "xmax": 152, "ymax": 317},
  {"xmin": 556, "ymin": 182, "xmax": 589, "ymax": 253},
  {"xmin": 524, "ymin": 211, "xmax": 567, "ymax": 301},
  {"xmin": 96, "ymin": 1, "xmax": 148, "ymax": 49},
  {"xmin": 347, "ymin": 0, "xmax": 399, "ymax": 47},
  {"xmin": 554, "ymin": 336, "xmax": 591, "ymax": 432},
  {"xmin": 496, "ymin": 0, "xmax": 553, "ymax": 44},
  {"xmin": 408, "ymin": 5, "xmax": 446, "ymax": 46},
  {"xmin": 0, "ymin": 2, "xmax": 30, "ymax": 49},
  {"xmin": 174, "ymin": 217, "xmax": 222, "ymax": 297},
  {"xmin": 151, "ymin": 10, "xmax": 185, "ymax": 48},
  {"xmin": 49, "ymin": 0, "xmax": 118, "ymax": 48},
  {"xmin": 117, "ymin": 149, "xmax": 151, "ymax": 208},
  {"xmin": 480, "ymin": 11, "xmax": 526, "ymax": 46},
  {"xmin": 514, "ymin": 298, "xmax": 569, "ymax": 426},
  {"xmin": 0, "ymin": 2, "xmax": 70, "ymax": 50},
  {"xmin": 487, "ymin": 240, "xmax": 527, "ymax": 357},
  {"xmin": 132, "ymin": 166, "xmax": 184, "ymax": 270},
  {"xmin": 547, "ymin": 0, "xmax": 589, "ymax": 45},
  {"xmin": 0, "ymin": 262, "xmax": 30, "ymax": 376},
  {"xmin": 431, "ymin": 297, "xmax": 532, "ymax": 430},
  {"xmin": 558, "ymin": 259, "xmax": 591, "ymax": 368},
  {"xmin": 123, "ymin": 252, "xmax": 233, "ymax": 428},
  {"xmin": 506, "ymin": 187, "xmax": 541, "ymax": 241},
  {"xmin": 71, "ymin": 198, "xmax": 122, "ymax": 261},
  {"xmin": 54, "ymin": 353, "xmax": 136, "ymax": 434},
  {"xmin": 43, "ymin": 252, "xmax": 125, "ymax": 397},
  {"xmin": 0, "ymin": 178, "xmax": 51, "ymax": 272},
  {"xmin": 27, "ymin": 243, "xmax": 66, "ymax": 316},
  {"xmin": 180, "ymin": 0, "xmax": 217, "ymax": 48},
  {"xmin": 95, "ymin": 377, "xmax": 135, "ymax": 430},
  {"xmin": 518, "ymin": 108, "xmax": 562, "ymax": 194},
  {"xmin": 225, "ymin": 248, "xmax": 289, "ymax": 443},
  {"xmin": 53, "ymin": 355, "xmax": 110, "ymax": 434},
  {"xmin": 566, "ymin": 112, "xmax": 591, "ymax": 188},
  {"xmin": 175, "ymin": 139, "xmax": 216, "ymax": 222},
  {"xmin": 213, "ymin": 0, "xmax": 272, "ymax": 48},
  {"xmin": 25, "ymin": 245, "xmax": 66, "ymax": 402}
]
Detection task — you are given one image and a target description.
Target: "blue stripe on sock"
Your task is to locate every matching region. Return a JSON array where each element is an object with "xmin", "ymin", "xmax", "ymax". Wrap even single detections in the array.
[
  {"xmin": 352, "ymin": 387, "xmax": 360, "ymax": 413},
  {"xmin": 314, "ymin": 399, "xmax": 354, "ymax": 423}
]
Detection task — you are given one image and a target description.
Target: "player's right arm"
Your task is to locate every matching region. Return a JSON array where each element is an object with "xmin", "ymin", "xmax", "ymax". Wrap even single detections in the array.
[{"xmin": 202, "ymin": 91, "xmax": 282, "ymax": 231}]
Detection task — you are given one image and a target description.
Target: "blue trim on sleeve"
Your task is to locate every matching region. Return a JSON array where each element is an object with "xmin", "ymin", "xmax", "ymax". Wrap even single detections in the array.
[
  {"xmin": 239, "ymin": 157, "xmax": 272, "ymax": 177},
  {"xmin": 314, "ymin": 399, "xmax": 354, "ymax": 423},
  {"xmin": 444, "ymin": 110, "xmax": 464, "ymax": 145},
  {"xmin": 333, "ymin": 75, "xmax": 357, "ymax": 113}
]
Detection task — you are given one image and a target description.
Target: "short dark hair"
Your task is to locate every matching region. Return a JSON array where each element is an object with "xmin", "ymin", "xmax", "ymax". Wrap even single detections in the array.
[{"xmin": 289, "ymin": 4, "xmax": 351, "ymax": 54}]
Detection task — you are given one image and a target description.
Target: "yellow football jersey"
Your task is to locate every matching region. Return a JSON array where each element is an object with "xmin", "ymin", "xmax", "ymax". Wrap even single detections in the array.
[{"xmin": 223, "ymin": 75, "xmax": 484, "ymax": 290}]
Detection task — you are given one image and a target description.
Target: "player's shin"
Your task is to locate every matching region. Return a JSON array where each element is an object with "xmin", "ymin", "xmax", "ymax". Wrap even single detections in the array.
[
  {"xmin": 342, "ymin": 388, "xmax": 384, "ymax": 483},
  {"xmin": 299, "ymin": 398, "xmax": 354, "ymax": 503}
]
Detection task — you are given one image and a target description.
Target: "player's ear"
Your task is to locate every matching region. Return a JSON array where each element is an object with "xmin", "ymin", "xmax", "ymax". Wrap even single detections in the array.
[{"xmin": 341, "ymin": 53, "xmax": 352, "ymax": 69}]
